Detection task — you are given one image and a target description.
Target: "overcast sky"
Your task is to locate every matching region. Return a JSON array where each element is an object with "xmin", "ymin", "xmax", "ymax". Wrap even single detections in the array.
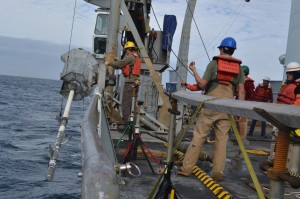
[{"xmin": 0, "ymin": 0, "xmax": 291, "ymax": 86}]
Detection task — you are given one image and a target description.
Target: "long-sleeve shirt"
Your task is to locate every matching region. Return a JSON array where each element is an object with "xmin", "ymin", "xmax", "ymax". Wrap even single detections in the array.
[
  {"xmin": 186, "ymin": 83, "xmax": 202, "ymax": 91},
  {"xmin": 108, "ymin": 53, "xmax": 138, "ymax": 83}
]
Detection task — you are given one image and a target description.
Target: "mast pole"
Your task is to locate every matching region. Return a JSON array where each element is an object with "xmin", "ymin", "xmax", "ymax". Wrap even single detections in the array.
[
  {"xmin": 174, "ymin": 0, "xmax": 197, "ymax": 133},
  {"xmin": 282, "ymin": 0, "xmax": 300, "ymax": 81}
]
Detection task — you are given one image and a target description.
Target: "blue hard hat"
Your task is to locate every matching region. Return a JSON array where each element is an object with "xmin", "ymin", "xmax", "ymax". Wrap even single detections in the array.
[{"xmin": 218, "ymin": 37, "xmax": 237, "ymax": 49}]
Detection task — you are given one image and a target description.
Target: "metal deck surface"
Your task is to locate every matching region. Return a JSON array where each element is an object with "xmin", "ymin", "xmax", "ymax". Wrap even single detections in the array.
[{"xmin": 111, "ymin": 126, "xmax": 298, "ymax": 199}]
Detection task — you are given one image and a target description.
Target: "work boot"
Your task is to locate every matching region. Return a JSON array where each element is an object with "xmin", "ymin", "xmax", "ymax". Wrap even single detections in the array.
[
  {"xmin": 117, "ymin": 124, "xmax": 127, "ymax": 131},
  {"xmin": 212, "ymin": 172, "xmax": 224, "ymax": 182},
  {"xmin": 259, "ymin": 160, "xmax": 273, "ymax": 172},
  {"xmin": 176, "ymin": 168, "xmax": 190, "ymax": 177}
]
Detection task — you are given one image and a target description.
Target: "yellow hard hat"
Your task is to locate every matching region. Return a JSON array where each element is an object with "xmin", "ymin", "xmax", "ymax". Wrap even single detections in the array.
[{"xmin": 124, "ymin": 41, "xmax": 136, "ymax": 49}]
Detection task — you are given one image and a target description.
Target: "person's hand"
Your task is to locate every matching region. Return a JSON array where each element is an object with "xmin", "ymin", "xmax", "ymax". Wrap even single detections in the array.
[
  {"xmin": 189, "ymin": 61, "xmax": 196, "ymax": 71},
  {"xmin": 104, "ymin": 60, "xmax": 109, "ymax": 65},
  {"xmin": 114, "ymin": 57, "xmax": 119, "ymax": 61},
  {"xmin": 134, "ymin": 79, "xmax": 141, "ymax": 86},
  {"xmin": 235, "ymin": 116, "xmax": 246, "ymax": 122}
]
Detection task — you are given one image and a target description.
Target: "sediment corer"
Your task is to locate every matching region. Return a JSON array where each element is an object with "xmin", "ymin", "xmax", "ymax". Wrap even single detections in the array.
[
  {"xmin": 46, "ymin": 48, "xmax": 98, "ymax": 181},
  {"xmin": 46, "ymin": 89, "xmax": 74, "ymax": 181},
  {"xmin": 60, "ymin": 48, "xmax": 98, "ymax": 101}
]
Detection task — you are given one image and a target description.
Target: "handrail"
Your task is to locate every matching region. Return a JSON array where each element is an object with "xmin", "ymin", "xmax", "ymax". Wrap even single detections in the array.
[{"xmin": 81, "ymin": 94, "xmax": 119, "ymax": 199}]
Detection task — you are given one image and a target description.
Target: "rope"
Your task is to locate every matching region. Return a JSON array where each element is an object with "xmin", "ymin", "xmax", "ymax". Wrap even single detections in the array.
[
  {"xmin": 66, "ymin": 0, "xmax": 78, "ymax": 72},
  {"xmin": 191, "ymin": 1, "xmax": 247, "ymax": 61},
  {"xmin": 228, "ymin": 115, "xmax": 266, "ymax": 199},
  {"xmin": 150, "ymin": 5, "xmax": 194, "ymax": 80},
  {"xmin": 185, "ymin": 0, "xmax": 210, "ymax": 61}
]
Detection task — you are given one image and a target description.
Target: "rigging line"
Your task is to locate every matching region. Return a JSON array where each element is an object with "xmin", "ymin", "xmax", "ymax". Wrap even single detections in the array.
[
  {"xmin": 150, "ymin": 4, "xmax": 194, "ymax": 78},
  {"xmin": 167, "ymin": 63, "xmax": 185, "ymax": 82},
  {"xmin": 185, "ymin": 0, "xmax": 210, "ymax": 61},
  {"xmin": 66, "ymin": 0, "xmax": 78, "ymax": 71},
  {"xmin": 198, "ymin": 0, "xmax": 244, "ymax": 54},
  {"xmin": 218, "ymin": 3, "xmax": 246, "ymax": 45},
  {"xmin": 192, "ymin": 1, "xmax": 246, "ymax": 61},
  {"xmin": 170, "ymin": 49, "xmax": 194, "ymax": 77}
]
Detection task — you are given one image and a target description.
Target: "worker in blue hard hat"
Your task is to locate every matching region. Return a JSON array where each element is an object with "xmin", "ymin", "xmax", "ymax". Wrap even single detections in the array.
[{"xmin": 177, "ymin": 37, "xmax": 245, "ymax": 182}]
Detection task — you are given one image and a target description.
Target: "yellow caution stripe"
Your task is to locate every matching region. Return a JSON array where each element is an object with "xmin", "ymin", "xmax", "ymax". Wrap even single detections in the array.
[
  {"xmin": 163, "ymin": 143, "xmax": 232, "ymax": 198},
  {"xmin": 246, "ymin": 149, "xmax": 268, "ymax": 155},
  {"xmin": 192, "ymin": 167, "xmax": 231, "ymax": 199}
]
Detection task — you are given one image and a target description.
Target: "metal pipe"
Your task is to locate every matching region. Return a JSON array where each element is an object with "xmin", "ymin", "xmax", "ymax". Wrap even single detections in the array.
[
  {"xmin": 166, "ymin": 113, "xmax": 176, "ymax": 162},
  {"xmin": 46, "ymin": 89, "xmax": 75, "ymax": 182},
  {"xmin": 140, "ymin": 115, "xmax": 161, "ymax": 131},
  {"xmin": 269, "ymin": 131, "xmax": 290, "ymax": 199},
  {"xmin": 269, "ymin": 180, "xmax": 284, "ymax": 199}
]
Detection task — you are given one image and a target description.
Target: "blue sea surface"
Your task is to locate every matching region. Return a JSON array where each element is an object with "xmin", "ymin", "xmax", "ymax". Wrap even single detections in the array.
[{"xmin": 0, "ymin": 75, "xmax": 90, "ymax": 198}]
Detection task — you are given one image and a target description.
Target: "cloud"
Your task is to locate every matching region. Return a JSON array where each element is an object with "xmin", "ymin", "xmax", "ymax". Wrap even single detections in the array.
[
  {"xmin": 0, "ymin": 36, "xmax": 91, "ymax": 80},
  {"xmin": 149, "ymin": 0, "xmax": 291, "ymax": 85},
  {"xmin": 0, "ymin": 0, "xmax": 293, "ymax": 86},
  {"xmin": 0, "ymin": 0, "xmax": 97, "ymax": 47}
]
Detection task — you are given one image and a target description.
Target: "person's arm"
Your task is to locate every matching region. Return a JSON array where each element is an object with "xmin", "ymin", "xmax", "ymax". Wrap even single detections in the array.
[
  {"xmin": 105, "ymin": 54, "xmax": 133, "ymax": 69},
  {"xmin": 294, "ymin": 86, "xmax": 300, "ymax": 106},
  {"xmin": 269, "ymin": 87, "xmax": 273, "ymax": 103},
  {"xmin": 249, "ymin": 82, "xmax": 255, "ymax": 101},
  {"xmin": 238, "ymin": 83, "xmax": 245, "ymax": 100},
  {"xmin": 189, "ymin": 61, "xmax": 208, "ymax": 89},
  {"xmin": 187, "ymin": 84, "xmax": 202, "ymax": 91}
]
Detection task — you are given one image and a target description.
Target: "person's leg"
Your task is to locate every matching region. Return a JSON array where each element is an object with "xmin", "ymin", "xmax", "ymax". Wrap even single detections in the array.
[
  {"xmin": 180, "ymin": 109, "xmax": 214, "ymax": 175},
  {"xmin": 261, "ymin": 121, "xmax": 266, "ymax": 137},
  {"xmin": 212, "ymin": 113, "xmax": 230, "ymax": 181},
  {"xmin": 238, "ymin": 117, "xmax": 248, "ymax": 140},
  {"xmin": 122, "ymin": 83, "xmax": 133, "ymax": 125},
  {"xmin": 248, "ymin": 119, "xmax": 257, "ymax": 136}
]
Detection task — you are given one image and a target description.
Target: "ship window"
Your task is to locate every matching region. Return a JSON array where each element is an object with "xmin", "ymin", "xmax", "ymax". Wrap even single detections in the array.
[
  {"xmin": 95, "ymin": 14, "xmax": 109, "ymax": 35},
  {"xmin": 94, "ymin": 37, "xmax": 107, "ymax": 55}
]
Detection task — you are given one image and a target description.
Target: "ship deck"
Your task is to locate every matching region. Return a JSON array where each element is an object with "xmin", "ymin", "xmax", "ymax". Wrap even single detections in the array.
[{"xmin": 111, "ymin": 126, "xmax": 298, "ymax": 199}]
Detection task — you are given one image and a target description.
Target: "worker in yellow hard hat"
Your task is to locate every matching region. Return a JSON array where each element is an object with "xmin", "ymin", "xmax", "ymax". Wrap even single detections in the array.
[{"xmin": 105, "ymin": 41, "xmax": 141, "ymax": 130}]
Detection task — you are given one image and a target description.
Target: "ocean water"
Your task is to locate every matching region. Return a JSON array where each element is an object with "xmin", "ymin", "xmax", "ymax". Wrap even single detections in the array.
[{"xmin": 0, "ymin": 75, "xmax": 90, "ymax": 198}]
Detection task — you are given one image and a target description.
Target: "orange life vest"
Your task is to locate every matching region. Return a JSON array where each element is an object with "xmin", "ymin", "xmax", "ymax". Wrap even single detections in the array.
[
  {"xmin": 277, "ymin": 82, "xmax": 300, "ymax": 104},
  {"xmin": 186, "ymin": 83, "xmax": 201, "ymax": 91},
  {"xmin": 254, "ymin": 84, "xmax": 272, "ymax": 102},
  {"xmin": 122, "ymin": 52, "xmax": 141, "ymax": 77},
  {"xmin": 213, "ymin": 55, "xmax": 242, "ymax": 85}
]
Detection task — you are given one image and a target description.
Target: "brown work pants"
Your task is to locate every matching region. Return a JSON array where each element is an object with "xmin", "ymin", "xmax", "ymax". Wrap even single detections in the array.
[
  {"xmin": 122, "ymin": 82, "xmax": 138, "ymax": 124},
  {"xmin": 182, "ymin": 108, "xmax": 230, "ymax": 177},
  {"xmin": 237, "ymin": 118, "xmax": 248, "ymax": 140},
  {"xmin": 181, "ymin": 83, "xmax": 235, "ymax": 177}
]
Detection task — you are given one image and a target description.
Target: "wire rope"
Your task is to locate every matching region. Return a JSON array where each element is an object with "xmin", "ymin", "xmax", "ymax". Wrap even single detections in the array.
[
  {"xmin": 66, "ymin": 0, "xmax": 78, "ymax": 71},
  {"xmin": 185, "ymin": 0, "xmax": 210, "ymax": 61},
  {"xmin": 150, "ymin": 4, "xmax": 194, "ymax": 80},
  {"xmin": 191, "ymin": 0, "xmax": 247, "ymax": 61}
]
